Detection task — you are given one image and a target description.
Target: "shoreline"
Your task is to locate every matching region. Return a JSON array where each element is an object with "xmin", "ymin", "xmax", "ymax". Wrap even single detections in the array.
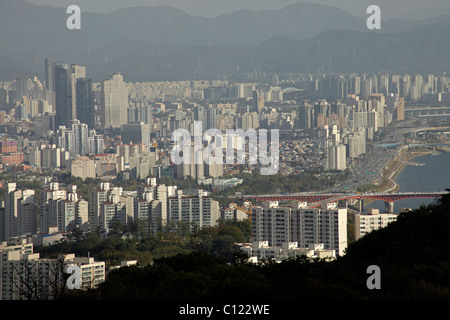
[{"xmin": 361, "ymin": 146, "xmax": 448, "ymax": 197}]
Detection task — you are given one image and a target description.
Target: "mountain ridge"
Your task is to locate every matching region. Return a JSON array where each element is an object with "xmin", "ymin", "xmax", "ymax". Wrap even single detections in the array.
[{"xmin": 1, "ymin": 0, "xmax": 450, "ymax": 81}]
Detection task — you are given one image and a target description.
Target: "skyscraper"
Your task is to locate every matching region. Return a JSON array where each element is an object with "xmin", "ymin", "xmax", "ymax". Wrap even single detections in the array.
[
  {"xmin": 44, "ymin": 58, "xmax": 54, "ymax": 92},
  {"xmin": 101, "ymin": 73, "xmax": 129, "ymax": 128},
  {"xmin": 76, "ymin": 77, "xmax": 95, "ymax": 129},
  {"xmin": 53, "ymin": 63, "xmax": 86, "ymax": 128},
  {"xmin": 54, "ymin": 63, "xmax": 72, "ymax": 128},
  {"xmin": 70, "ymin": 65, "xmax": 86, "ymax": 121}
]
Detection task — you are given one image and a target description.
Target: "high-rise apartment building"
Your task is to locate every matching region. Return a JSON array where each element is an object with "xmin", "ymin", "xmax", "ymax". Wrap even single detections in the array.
[
  {"xmin": 3, "ymin": 184, "xmax": 36, "ymax": 241},
  {"xmin": 39, "ymin": 184, "xmax": 88, "ymax": 234},
  {"xmin": 252, "ymin": 202, "xmax": 348, "ymax": 256},
  {"xmin": 101, "ymin": 73, "xmax": 129, "ymax": 128},
  {"xmin": 168, "ymin": 190, "xmax": 220, "ymax": 228}
]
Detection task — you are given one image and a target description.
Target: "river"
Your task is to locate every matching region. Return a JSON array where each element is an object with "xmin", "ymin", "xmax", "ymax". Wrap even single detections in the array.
[{"xmin": 366, "ymin": 151, "xmax": 450, "ymax": 213}]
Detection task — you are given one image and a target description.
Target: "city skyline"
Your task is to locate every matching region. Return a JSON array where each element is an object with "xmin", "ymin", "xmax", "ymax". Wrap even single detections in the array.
[{"xmin": 1, "ymin": 0, "xmax": 450, "ymax": 304}]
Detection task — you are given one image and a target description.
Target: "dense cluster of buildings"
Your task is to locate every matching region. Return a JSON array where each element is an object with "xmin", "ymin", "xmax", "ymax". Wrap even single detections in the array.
[
  {"xmin": 0, "ymin": 178, "xmax": 223, "ymax": 242},
  {"xmin": 1, "ymin": 60, "xmax": 449, "ymax": 180},
  {"xmin": 1, "ymin": 61, "xmax": 438, "ymax": 298}
]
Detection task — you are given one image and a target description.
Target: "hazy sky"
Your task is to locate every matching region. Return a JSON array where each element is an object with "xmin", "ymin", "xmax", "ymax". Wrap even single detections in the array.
[{"xmin": 25, "ymin": 0, "xmax": 450, "ymax": 19}]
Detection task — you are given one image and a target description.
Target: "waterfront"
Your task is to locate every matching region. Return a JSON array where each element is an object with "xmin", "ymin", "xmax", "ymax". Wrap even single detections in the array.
[{"xmin": 366, "ymin": 151, "xmax": 450, "ymax": 212}]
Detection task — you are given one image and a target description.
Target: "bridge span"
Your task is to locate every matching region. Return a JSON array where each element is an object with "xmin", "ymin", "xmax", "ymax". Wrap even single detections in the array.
[{"xmin": 231, "ymin": 191, "xmax": 447, "ymax": 212}]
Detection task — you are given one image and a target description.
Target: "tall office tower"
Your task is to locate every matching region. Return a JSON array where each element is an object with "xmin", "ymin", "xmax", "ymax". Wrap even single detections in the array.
[
  {"xmin": 70, "ymin": 65, "xmax": 86, "ymax": 121},
  {"xmin": 44, "ymin": 58, "xmax": 54, "ymax": 91},
  {"xmin": 397, "ymin": 97, "xmax": 405, "ymax": 121},
  {"xmin": 101, "ymin": 73, "xmax": 129, "ymax": 128},
  {"xmin": 54, "ymin": 63, "xmax": 73, "ymax": 128},
  {"xmin": 76, "ymin": 78, "xmax": 95, "ymax": 129}
]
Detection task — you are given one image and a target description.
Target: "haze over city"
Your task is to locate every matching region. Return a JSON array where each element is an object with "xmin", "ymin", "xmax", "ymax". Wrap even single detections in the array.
[
  {"xmin": 0, "ymin": 0, "xmax": 450, "ymax": 307},
  {"xmin": 23, "ymin": 0, "xmax": 450, "ymax": 19}
]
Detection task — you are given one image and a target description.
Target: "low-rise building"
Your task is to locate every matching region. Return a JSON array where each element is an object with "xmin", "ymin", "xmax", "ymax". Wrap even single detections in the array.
[
  {"xmin": 354, "ymin": 208, "xmax": 398, "ymax": 240},
  {"xmin": 238, "ymin": 241, "xmax": 336, "ymax": 263}
]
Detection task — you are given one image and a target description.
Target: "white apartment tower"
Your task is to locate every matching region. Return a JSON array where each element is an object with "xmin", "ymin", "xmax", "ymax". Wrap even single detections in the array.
[
  {"xmin": 101, "ymin": 73, "xmax": 129, "ymax": 128},
  {"xmin": 4, "ymin": 184, "xmax": 37, "ymax": 241},
  {"xmin": 168, "ymin": 190, "xmax": 220, "ymax": 228},
  {"xmin": 252, "ymin": 202, "xmax": 348, "ymax": 256}
]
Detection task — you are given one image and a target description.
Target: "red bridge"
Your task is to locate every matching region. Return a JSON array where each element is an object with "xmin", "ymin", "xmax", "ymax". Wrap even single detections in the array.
[
  {"xmin": 235, "ymin": 192, "xmax": 446, "ymax": 203},
  {"xmin": 232, "ymin": 191, "xmax": 447, "ymax": 212}
]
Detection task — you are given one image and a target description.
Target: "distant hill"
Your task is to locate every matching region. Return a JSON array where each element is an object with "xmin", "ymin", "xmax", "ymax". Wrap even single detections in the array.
[
  {"xmin": 1, "ymin": 0, "xmax": 450, "ymax": 81},
  {"xmin": 85, "ymin": 21, "xmax": 450, "ymax": 82}
]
